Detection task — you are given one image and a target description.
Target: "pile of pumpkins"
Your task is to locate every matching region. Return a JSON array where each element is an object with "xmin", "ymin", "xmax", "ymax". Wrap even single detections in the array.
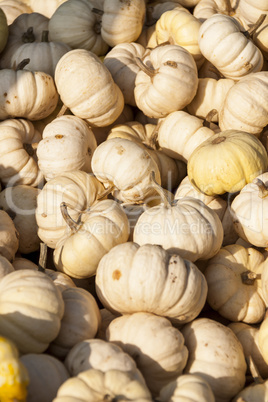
[{"xmin": 0, "ymin": 0, "xmax": 267, "ymax": 401}]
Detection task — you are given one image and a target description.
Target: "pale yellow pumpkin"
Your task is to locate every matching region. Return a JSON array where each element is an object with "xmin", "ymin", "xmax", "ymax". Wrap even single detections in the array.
[
  {"xmin": 36, "ymin": 115, "xmax": 97, "ymax": 181},
  {"xmin": 55, "ymin": 49, "xmax": 124, "ymax": 127},
  {"xmin": 96, "ymin": 242, "xmax": 207, "ymax": 325},
  {"xmin": 187, "ymin": 130, "xmax": 268, "ymax": 196},
  {"xmin": 48, "ymin": 0, "xmax": 109, "ymax": 56},
  {"xmin": 0, "ymin": 185, "xmax": 40, "ymax": 254},
  {"xmin": 30, "ymin": 0, "xmax": 68, "ymax": 18},
  {"xmin": 198, "ymin": 13, "xmax": 263, "ymax": 80},
  {"xmin": 101, "ymin": 0, "xmax": 146, "ymax": 47},
  {"xmin": 0, "ymin": 118, "xmax": 43, "ymax": 187},
  {"xmin": 20, "ymin": 353, "xmax": 69, "ymax": 402},
  {"xmin": 0, "ymin": 255, "xmax": 14, "ymax": 279},
  {"xmin": 238, "ymin": 0, "xmax": 268, "ymax": 25},
  {"xmin": 193, "ymin": 0, "xmax": 242, "ymax": 23},
  {"xmin": 181, "ymin": 317, "xmax": 247, "ymax": 402},
  {"xmin": 0, "ymin": 269, "xmax": 64, "ymax": 354},
  {"xmin": 204, "ymin": 244, "xmax": 266, "ymax": 323},
  {"xmin": 53, "ymin": 368, "xmax": 152, "ymax": 402},
  {"xmin": 0, "ymin": 335, "xmax": 29, "ymax": 401},
  {"xmin": 47, "ymin": 287, "xmax": 101, "ymax": 359},
  {"xmin": 0, "ymin": 0, "xmax": 32, "ymax": 25},
  {"xmin": 35, "ymin": 170, "xmax": 105, "ymax": 248},
  {"xmin": 0, "ymin": 209, "xmax": 19, "ymax": 262},
  {"xmin": 134, "ymin": 44, "xmax": 198, "ymax": 119}
]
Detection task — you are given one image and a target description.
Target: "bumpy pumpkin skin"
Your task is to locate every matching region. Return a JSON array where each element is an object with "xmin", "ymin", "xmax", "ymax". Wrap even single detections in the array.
[
  {"xmin": 187, "ymin": 130, "xmax": 268, "ymax": 196},
  {"xmin": 0, "ymin": 336, "xmax": 29, "ymax": 402}
]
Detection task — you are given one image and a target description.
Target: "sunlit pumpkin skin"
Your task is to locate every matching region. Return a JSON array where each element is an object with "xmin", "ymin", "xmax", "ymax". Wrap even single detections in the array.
[
  {"xmin": 204, "ymin": 244, "xmax": 266, "ymax": 324},
  {"xmin": 53, "ymin": 368, "xmax": 152, "ymax": 402},
  {"xmin": 101, "ymin": 0, "xmax": 146, "ymax": 47},
  {"xmin": 198, "ymin": 13, "xmax": 263, "ymax": 80},
  {"xmin": 53, "ymin": 199, "xmax": 130, "ymax": 279},
  {"xmin": 181, "ymin": 317, "xmax": 247, "ymax": 402},
  {"xmin": 96, "ymin": 242, "xmax": 207, "ymax": 325},
  {"xmin": 193, "ymin": 0, "xmax": 240, "ymax": 23},
  {"xmin": 0, "ymin": 336, "xmax": 29, "ymax": 402},
  {"xmin": 187, "ymin": 130, "xmax": 268, "ymax": 196},
  {"xmin": 20, "ymin": 353, "xmax": 69, "ymax": 402},
  {"xmin": 106, "ymin": 311, "xmax": 189, "ymax": 396},
  {"xmin": 237, "ymin": 0, "xmax": 268, "ymax": 25},
  {"xmin": 55, "ymin": 49, "xmax": 124, "ymax": 127},
  {"xmin": 0, "ymin": 8, "xmax": 9, "ymax": 52},
  {"xmin": 0, "ymin": 270, "xmax": 64, "ymax": 354},
  {"xmin": 134, "ymin": 44, "xmax": 198, "ymax": 119},
  {"xmin": 36, "ymin": 115, "xmax": 97, "ymax": 181},
  {"xmin": 0, "ymin": 0, "xmax": 33, "ymax": 25},
  {"xmin": 48, "ymin": 0, "xmax": 109, "ymax": 56},
  {"xmin": 29, "ymin": 0, "xmax": 68, "ymax": 18},
  {"xmin": 232, "ymin": 380, "xmax": 268, "ymax": 402}
]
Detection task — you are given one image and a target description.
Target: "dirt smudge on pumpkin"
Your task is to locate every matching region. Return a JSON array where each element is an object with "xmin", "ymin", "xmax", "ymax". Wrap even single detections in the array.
[
  {"xmin": 112, "ymin": 269, "xmax": 122, "ymax": 280},
  {"xmin": 116, "ymin": 145, "xmax": 125, "ymax": 155}
]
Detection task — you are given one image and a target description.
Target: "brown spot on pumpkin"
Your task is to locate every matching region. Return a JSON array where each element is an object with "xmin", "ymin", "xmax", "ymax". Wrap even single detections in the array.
[
  {"xmin": 5, "ymin": 100, "xmax": 10, "ymax": 104},
  {"xmin": 41, "ymin": 213, "xmax": 47, "ymax": 218},
  {"xmin": 112, "ymin": 269, "xmax": 122, "ymax": 280},
  {"xmin": 116, "ymin": 145, "xmax": 125, "ymax": 155},
  {"xmin": 3, "ymin": 92, "xmax": 7, "ymax": 97},
  {"xmin": 55, "ymin": 134, "xmax": 63, "ymax": 139},
  {"xmin": 164, "ymin": 60, "xmax": 177, "ymax": 68}
]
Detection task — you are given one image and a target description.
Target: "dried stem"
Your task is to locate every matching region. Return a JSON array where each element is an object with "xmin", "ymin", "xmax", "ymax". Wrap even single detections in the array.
[{"xmin": 38, "ymin": 242, "xmax": 47, "ymax": 272}]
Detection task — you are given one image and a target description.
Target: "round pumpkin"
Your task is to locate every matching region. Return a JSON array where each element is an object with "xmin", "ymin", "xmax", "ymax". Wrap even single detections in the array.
[{"xmin": 0, "ymin": 209, "xmax": 19, "ymax": 262}]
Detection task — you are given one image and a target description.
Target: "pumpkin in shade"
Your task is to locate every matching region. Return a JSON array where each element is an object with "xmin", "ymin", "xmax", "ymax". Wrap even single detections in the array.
[
  {"xmin": 95, "ymin": 242, "xmax": 208, "ymax": 325},
  {"xmin": 0, "ymin": 336, "xmax": 29, "ymax": 402},
  {"xmin": 54, "ymin": 48, "xmax": 124, "ymax": 127},
  {"xmin": 53, "ymin": 199, "xmax": 130, "ymax": 279},
  {"xmin": 0, "ymin": 269, "xmax": 64, "ymax": 354},
  {"xmin": 0, "ymin": 209, "xmax": 19, "ymax": 262},
  {"xmin": 181, "ymin": 317, "xmax": 247, "ymax": 402},
  {"xmin": 106, "ymin": 311, "xmax": 189, "ymax": 396},
  {"xmin": 0, "ymin": 7, "xmax": 9, "ymax": 52},
  {"xmin": 187, "ymin": 130, "xmax": 268, "ymax": 196}
]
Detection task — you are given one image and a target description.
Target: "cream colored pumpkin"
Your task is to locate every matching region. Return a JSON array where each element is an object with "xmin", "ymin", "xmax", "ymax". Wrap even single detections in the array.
[
  {"xmin": 187, "ymin": 130, "xmax": 268, "ymax": 196},
  {"xmin": 97, "ymin": 308, "xmax": 118, "ymax": 340},
  {"xmin": 96, "ymin": 242, "xmax": 207, "ymax": 325},
  {"xmin": 37, "ymin": 115, "xmax": 97, "ymax": 181},
  {"xmin": 9, "ymin": 30, "xmax": 71, "ymax": 77},
  {"xmin": 157, "ymin": 373, "xmax": 215, "ymax": 402},
  {"xmin": 48, "ymin": 287, "xmax": 101, "ymax": 359},
  {"xmin": 103, "ymin": 42, "xmax": 148, "ymax": 107},
  {"xmin": 35, "ymin": 170, "xmax": 105, "ymax": 248},
  {"xmin": 228, "ymin": 322, "xmax": 268, "ymax": 379},
  {"xmin": 181, "ymin": 317, "xmax": 247, "ymax": 402},
  {"xmin": 133, "ymin": 190, "xmax": 223, "ymax": 262},
  {"xmin": 238, "ymin": 0, "xmax": 268, "ymax": 25},
  {"xmin": 134, "ymin": 44, "xmax": 198, "ymax": 119},
  {"xmin": 174, "ymin": 176, "xmax": 238, "ymax": 246},
  {"xmin": 48, "ymin": 0, "xmax": 108, "ymax": 56},
  {"xmin": 0, "ymin": 210, "xmax": 19, "ymax": 262},
  {"xmin": 91, "ymin": 137, "xmax": 161, "ymax": 204},
  {"xmin": 252, "ymin": 14, "xmax": 268, "ymax": 60},
  {"xmin": 155, "ymin": 110, "xmax": 215, "ymax": 163},
  {"xmin": 106, "ymin": 312, "xmax": 189, "ymax": 396},
  {"xmin": 0, "ymin": 335, "xmax": 29, "ymax": 401},
  {"xmin": 0, "ymin": 269, "xmax": 64, "ymax": 354},
  {"xmin": 0, "ymin": 118, "xmax": 43, "ymax": 187},
  {"xmin": 53, "ymin": 199, "xmax": 130, "ymax": 279},
  {"xmin": 230, "ymin": 173, "xmax": 268, "ymax": 248},
  {"xmin": 0, "ymin": 185, "xmax": 40, "ymax": 254},
  {"xmin": 204, "ymin": 244, "xmax": 266, "ymax": 323},
  {"xmin": 30, "ymin": 0, "xmax": 68, "ymax": 17},
  {"xmin": 233, "ymin": 380, "xmax": 268, "ymax": 402},
  {"xmin": 53, "ymin": 368, "xmax": 152, "ymax": 402},
  {"xmin": 101, "ymin": 0, "xmax": 146, "ymax": 47},
  {"xmin": 0, "ymin": 0, "xmax": 32, "ymax": 25},
  {"xmin": 20, "ymin": 353, "xmax": 69, "ymax": 402},
  {"xmin": 258, "ymin": 316, "xmax": 268, "ymax": 366},
  {"xmin": 55, "ymin": 49, "xmax": 124, "ymax": 127},
  {"xmin": 0, "ymin": 12, "xmax": 49, "ymax": 69},
  {"xmin": 219, "ymin": 71, "xmax": 268, "ymax": 135},
  {"xmin": 198, "ymin": 14, "xmax": 263, "ymax": 80},
  {"xmin": 186, "ymin": 77, "xmax": 235, "ymax": 122},
  {"xmin": 155, "ymin": 7, "xmax": 204, "ymax": 68},
  {"xmin": 64, "ymin": 338, "xmax": 143, "ymax": 382},
  {"xmin": 0, "ymin": 255, "xmax": 14, "ymax": 279},
  {"xmin": 0, "ymin": 61, "xmax": 59, "ymax": 121},
  {"xmin": 193, "ymin": 0, "xmax": 242, "ymax": 23}
]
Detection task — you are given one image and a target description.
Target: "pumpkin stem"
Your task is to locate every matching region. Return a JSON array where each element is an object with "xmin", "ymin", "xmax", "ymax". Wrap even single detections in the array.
[
  {"xmin": 253, "ymin": 178, "xmax": 268, "ymax": 198},
  {"xmin": 22, "ymin": 27, "xmax": 35, "ymax": 43},
  {"xmin": 203, "ymin": 109, "xmax": 218, "ymax": 128},
  {"xmin": 41, "ymin": 30, "xmax": 49, "ymax": 43},
  {"xmin": 38, "ymin": 242, "xmax": 47, "ymax": 272},
  {"xmin": 60, "ymin": 202, "xmax": 82, "ymax": 234},
  {"xmin": 241, "ymin": 270, "xmax": 258, "ymax": 285},
  {"xmin": 243, "ymin": 14, "xmax": 266, "ymax": 38},
  {"xmin": 135, "ymin": 57, "xmax": 156, "ymax": 78},
  {"xmin": 56, "ymin": 103, "xmax": 69, "ymax": 118},
  {"xmin": 150, "ymin": 171, "xmax": 172, "ymax": 207},
  {"xmin": 148, "ymin": 121, "xmax": 162, "ymax": 150},
  {"xmin": 246, "ymin": 355, "xmax": 265, "ymax": 384},
  {"xmin": 96, "ymin": 185, "xmax": 115, "ymax": 201},
  {"xmin": 225, "ymin": 0, "xmax": 235, "ymax": 15},
  {"xmin": 91, "ymin": 7, "xmax": 104, "ymax": 16},
  {"xmin": 23, "ymin": 142, "xmax": 38, "ymax": 157},
  {"xmin": 15, "ymin": 58, "xmax": 30, "ymax": 71}
]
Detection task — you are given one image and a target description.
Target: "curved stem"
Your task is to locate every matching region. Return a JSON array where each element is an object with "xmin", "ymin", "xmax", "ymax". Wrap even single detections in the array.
[
  {"xmin": 96, "ymin": 185, "xmax": 115, "ymax": 201},
  {"xmin": 203, "ymin": 109, "xmax": 218, "ymax": 128},
  {"xmin": 38, "ymin": 242, "xmax": 47, "ymax": 272},
  {"xmin": 60, "ymin": 202, "xmax": 82, "ymax": 234},
  {"xmin": 135, "ymin": 57, "xmax": 156, "ymax": 78},
  {"xmin": 150, "ymin": 171, "xmax": 171, "ymax": 208},
  {"xmin": 91, "ymin": 7, "xmax": 104, "ymax": 16},
  {"xmin": 56, "ymin": 103, "xmax": 68, "ymax": 118},
  {"xmin": 243, "ymin": 14, "xmax": 266, "ymax": 39},
  {"xmin": 16, "ymin": 58, "xmax": 30, "ymax": 71},
  {"xmin": 246, "ymin": 355, "xmax": 264, "ymax": 384},
  {"xmin": 253, "ymin": 178, "xmax": 268, "ymax": 198},
  {"xmin": 148, "ymin": 121, "xmax": 162, "ymax": 150}
]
